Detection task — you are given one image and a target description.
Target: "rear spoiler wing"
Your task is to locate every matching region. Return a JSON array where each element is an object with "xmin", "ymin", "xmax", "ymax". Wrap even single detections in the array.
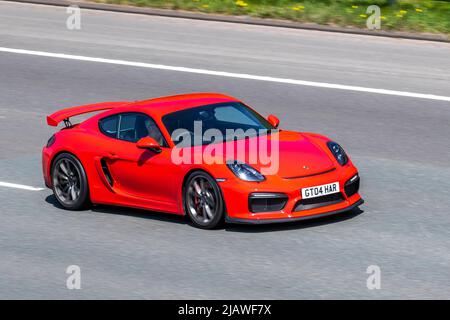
[{"xmin": 46, "ymin": 101, "xmax": 129, "ymax": 127}]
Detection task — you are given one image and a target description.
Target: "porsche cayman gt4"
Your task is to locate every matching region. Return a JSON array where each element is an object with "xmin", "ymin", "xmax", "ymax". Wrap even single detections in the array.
[{"xmin": 42, "ymin": 93, "xmax": 363, "ymax": 229}]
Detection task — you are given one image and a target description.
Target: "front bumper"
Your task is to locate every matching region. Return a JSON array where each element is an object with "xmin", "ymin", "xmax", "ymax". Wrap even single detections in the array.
[
  {"xmin": 226, "ymin": 198, "xmax": 363, "ymax": 224},
  {"xmin": 219, "ymin": 164, "xmax": 363, "ymax": 223}
]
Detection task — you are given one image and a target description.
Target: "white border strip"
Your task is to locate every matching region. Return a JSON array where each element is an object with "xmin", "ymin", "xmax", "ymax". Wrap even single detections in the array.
[
  {"xmin": 0, "ymin": 181, "xmax": 45, "ymax": 191},
  {"xmin": 1, "ymin": 47, "xmax": 449, "ymax": 102}
]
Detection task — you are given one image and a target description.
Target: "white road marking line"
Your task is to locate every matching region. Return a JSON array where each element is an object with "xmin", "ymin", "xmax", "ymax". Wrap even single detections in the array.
[
  {"xmin": 0, "ymin": 181, "xmax": 45, "ymax": 191},
  {"xmin": 0, "ymin": 47, "xmax": 449, "ymax": 102}
]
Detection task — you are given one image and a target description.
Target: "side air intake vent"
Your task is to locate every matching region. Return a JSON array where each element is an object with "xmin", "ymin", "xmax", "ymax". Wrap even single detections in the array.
[{"xmin": 101, "ymin": 159, "xmax": 114, "ymax": 187}]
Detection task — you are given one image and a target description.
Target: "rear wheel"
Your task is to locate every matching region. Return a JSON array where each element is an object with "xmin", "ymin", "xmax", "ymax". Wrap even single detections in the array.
[
  {"xmin": 51, "ymin": 153, "xmax": 89, "ymax": 210},
  {"xmin": 184, "ymin": 172, "xmax": 224, "ymax": 229}
]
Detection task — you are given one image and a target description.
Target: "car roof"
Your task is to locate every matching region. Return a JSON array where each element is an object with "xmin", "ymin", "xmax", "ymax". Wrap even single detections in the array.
[
  {"xmin": 125, "ymin": 93, "xmax": 240, "ymax": 116},
  {"xmin": 47, "ymin": 93, "xmax": 241, "ymax": 127}
]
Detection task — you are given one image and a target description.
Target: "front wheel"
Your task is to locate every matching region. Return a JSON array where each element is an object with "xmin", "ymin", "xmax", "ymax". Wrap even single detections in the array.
[
  {"xmin": 51, "ymin": 153, "xmax": 89, "ymax": 210},
  {"xmin": 184, "ymin": 171, "xmax": 224, "ymax": 229}
]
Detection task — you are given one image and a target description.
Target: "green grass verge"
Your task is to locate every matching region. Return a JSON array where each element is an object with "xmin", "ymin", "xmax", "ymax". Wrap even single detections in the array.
[{"xmin": 89, "ymin": 0, "xmax": 450, "ymax": 36}]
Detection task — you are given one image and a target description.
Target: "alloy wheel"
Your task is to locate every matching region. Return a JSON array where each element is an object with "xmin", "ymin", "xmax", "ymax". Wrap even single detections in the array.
[
  {"xmin": 53, "ymin": 158, "xmax": 82, "ymax": 205},
  {"xmin": 186, "ymin": 176, "xmax": 218, "ymax": 225}
]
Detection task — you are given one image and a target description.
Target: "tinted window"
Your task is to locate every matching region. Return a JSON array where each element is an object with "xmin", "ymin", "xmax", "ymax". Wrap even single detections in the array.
[
  {"xmin": 118, "ymin": 114, "xmax": 138, "ymax": 142},
  {"xmin": 99, "ymin": 115, "xmax": 118, "ymax": 138},
  {"xmin": 162, "ymin": 102, "xmax": 274, "ymax": 146},
  {"xmin": 142, "ymin": 116, "xmax": 167, "ymax": 147},
  {"xmin": 99, "ymin": 113, "xmax": 168, "ymax": 147},
  {"xmin": 214, "ymin": 105, "xmax": 259, "ymax": 126}
]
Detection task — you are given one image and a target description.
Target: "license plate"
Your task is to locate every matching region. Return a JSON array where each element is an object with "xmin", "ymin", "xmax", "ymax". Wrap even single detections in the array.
[{"xmin": 301, "ymin": 182, "xmax": 339, "ymax": 199}]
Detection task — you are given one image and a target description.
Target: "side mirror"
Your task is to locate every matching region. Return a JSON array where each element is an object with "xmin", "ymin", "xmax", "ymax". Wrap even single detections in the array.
[
  {"xmin": 137, "ymin": 136, "xmax": 162, "ymax": 153},
  {"xmin": 267, "ymin": 114, "xmax": 280, "ymax": 128}
]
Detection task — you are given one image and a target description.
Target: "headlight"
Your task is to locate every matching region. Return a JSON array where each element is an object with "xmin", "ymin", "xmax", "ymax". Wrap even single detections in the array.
[
  {"xmin": 226, "ymin": 161, "xmax": 265, "ymax": 182},
  {"xmin": 327, "ymin": 141, "xmax": 348, "ymax": 166}
]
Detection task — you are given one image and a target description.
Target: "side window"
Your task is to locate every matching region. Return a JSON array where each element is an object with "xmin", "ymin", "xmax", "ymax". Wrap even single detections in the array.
[
  {"xmin": 118, "ymin": 114, "xmax": 138, "ymax": 142},
  {"xmin": 100, "ymin": 113, "xmax": 168, "ymax": 146},
  {"xmin": 99, "ymin": 115, "xmax": 119, "ymax": 138},
  {"xmin": 140, "ymin": 115, "xmax": 168, "ymax": 147}
]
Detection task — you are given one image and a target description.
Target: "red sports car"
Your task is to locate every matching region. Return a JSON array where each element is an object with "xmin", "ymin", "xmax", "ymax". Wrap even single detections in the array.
[{"xmin": 42, "ymin": 93, "xmax": 363, "ymax": 229}]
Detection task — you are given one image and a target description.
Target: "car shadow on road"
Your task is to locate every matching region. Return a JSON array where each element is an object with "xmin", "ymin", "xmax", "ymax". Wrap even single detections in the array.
[
  {"xmin": 45, "ymin": 194, "xmax": 364, "ymax": 232},
  {"xmin": 45, "ymin": 194, "xmax": 188, "ymax": 225}
]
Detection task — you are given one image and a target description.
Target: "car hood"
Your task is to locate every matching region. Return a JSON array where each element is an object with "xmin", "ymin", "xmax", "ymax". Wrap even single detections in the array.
[
  {"xmin": 187, "ymin": 130, "xmax": 335, "ymax": 178},
  {"xmin": 258, "ymin": 131, "xmax": 335, "ymax": 178}
]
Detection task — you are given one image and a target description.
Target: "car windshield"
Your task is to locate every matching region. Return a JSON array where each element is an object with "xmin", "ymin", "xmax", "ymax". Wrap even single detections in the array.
[{"xmin": 162, "ymin": 102, "xmax": 275, "ymax": 146}]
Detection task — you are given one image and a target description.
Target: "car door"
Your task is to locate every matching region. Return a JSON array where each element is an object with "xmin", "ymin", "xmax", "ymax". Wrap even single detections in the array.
[{"xmin": 98, "ymin": 112, "xmax": 180, "ymax": 211}]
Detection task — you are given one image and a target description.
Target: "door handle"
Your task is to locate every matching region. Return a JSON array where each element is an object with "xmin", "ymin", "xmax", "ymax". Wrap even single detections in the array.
[{"xmin": 105, "ymin": 152, "xmax": 119, "ymax": 160}]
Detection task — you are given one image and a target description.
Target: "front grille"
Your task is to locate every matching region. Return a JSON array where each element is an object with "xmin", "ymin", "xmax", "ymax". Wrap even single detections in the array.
[
  {"xmin": 249, "ymin": 193, "xmax": 288, "ymax": 213},
  {"xmin": 344, "ymin": 174, "xmax": 360, "ymax": 197},
  {"xmin": 294, "ymin": 193, "xmax": 344, "ymax": 211}
]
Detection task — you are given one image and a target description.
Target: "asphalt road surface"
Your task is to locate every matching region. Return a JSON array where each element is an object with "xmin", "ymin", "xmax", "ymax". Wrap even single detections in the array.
[{"xmin": 0, "ymin": 1, "xmax": 449, "ymax": 299}]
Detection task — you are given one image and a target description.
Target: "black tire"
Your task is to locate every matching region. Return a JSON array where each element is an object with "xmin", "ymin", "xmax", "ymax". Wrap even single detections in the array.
[
  {"xmin": 51, "ymin": 153, "xmax": 89, "ymax": 210},
  {"xmin": 183, "ymin": 171, "xmax": 224, "ymax": 229}
]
